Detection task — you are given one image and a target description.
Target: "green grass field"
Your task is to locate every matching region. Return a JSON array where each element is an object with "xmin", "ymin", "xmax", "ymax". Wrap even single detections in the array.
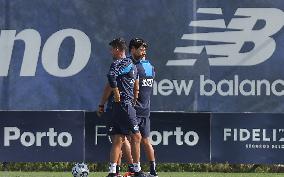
[{"xmin": 0, "ymin": 172, "xmax": 283, "ymax": 177}]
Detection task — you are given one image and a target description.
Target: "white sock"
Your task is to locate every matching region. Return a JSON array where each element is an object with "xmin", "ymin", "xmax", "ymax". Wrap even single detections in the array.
[
  {"xmin": 133, "ymin": 162, "xmax": 141, "ymax": 172},
  {"xmin": 109, "ymin": 163, "xmax": 117, "ymax": 174}
]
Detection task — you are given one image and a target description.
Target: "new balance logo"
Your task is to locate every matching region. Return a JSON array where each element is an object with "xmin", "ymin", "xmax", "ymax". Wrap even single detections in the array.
[{"xmin": 167, "ymin": 8, "xmax": 284, "ymax": 66}]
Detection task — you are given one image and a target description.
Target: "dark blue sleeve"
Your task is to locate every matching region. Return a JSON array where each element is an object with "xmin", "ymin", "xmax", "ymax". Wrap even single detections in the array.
[{"xmin": 107, "ymin": 62, "xmax": 119, "ymax": 88}]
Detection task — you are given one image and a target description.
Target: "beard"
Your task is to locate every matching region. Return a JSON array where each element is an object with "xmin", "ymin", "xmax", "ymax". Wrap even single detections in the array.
[{"xmin": 134, "ymin": 53, "xmax": 145, "ymax": 60}]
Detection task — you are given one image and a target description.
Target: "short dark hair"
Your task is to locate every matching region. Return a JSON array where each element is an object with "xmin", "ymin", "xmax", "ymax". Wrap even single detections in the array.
[
  {"xmin": 129, "ymin": 38, "xmax": 148, "ymax": 52},
  {"xmin": 109, "ymin": 37, "xmax": 127, "ymax": 51}
]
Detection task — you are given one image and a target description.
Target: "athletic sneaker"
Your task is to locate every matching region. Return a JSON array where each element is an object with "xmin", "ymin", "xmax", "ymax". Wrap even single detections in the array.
[
  {"xmin": 124, "ymin": 172, "xmax": 135, "ymax": 177},
  {"xmin": 149, "ymin": 172, "xmax": 158, "ymax": 177},
  {"xmin": 134, "ymin": 171, "xmax": 155, "ymax": 177}
]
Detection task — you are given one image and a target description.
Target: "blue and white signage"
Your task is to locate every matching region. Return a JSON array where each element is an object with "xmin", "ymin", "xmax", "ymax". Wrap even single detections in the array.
[{"xmin": 0, "ymin": 111, "xmax": 85, "ymax": 162}]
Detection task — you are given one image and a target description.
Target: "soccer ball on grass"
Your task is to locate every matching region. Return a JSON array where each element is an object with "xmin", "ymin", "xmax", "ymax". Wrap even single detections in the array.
[{"xmin": 71, "ymin": 163, "xmax": 89, "ymax": 177}]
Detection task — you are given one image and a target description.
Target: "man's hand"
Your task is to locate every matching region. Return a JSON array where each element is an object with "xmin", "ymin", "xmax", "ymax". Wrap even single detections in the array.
[
  {"xmin": 113, "ymin": 87, "xmax": 120, "ymax": 102},
  {"xmin": 96, "ymin": 105, "xmax": 104, "ymax": 117}
]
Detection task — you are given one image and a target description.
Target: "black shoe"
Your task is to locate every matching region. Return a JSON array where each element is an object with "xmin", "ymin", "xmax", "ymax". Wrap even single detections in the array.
[
  {"xmin": 134, "ymin": 171, "xmax": 155, "ymax": 177},
  {"xmin": 150, "ymin": 171, "xmax": 158, "ymax": 177}
]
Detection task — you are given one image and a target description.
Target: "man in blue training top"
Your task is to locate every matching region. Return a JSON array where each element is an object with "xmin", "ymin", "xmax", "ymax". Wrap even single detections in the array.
[
  {"xmin": 107, "ymin": 38, "xmax": 152, "ymax": 177},
  {"xmin": 129, "ymin": 38, "xmax": 158, "ymax": 177},
  {"xmin": 97, "ymin": 38, "xmax": 134, "ymax": 177}
]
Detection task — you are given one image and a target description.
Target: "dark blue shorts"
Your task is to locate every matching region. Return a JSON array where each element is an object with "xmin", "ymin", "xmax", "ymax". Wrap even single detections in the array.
[
  {"xmin": 108, "ymin": 102, "xmax": 139, "ymax": 135},
  {"xmin": 137, "ymin": 116, "xmax": 150, "ymax": 138},
  {"xmin": 103, "ymin": 109, "xmax": 115, "ymax": 135}
]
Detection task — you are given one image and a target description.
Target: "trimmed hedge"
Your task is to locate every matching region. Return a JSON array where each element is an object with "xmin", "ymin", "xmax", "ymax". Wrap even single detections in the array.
[{"xmin": 1, "ymin": 162, "xmax": 284, "ymax": 173}]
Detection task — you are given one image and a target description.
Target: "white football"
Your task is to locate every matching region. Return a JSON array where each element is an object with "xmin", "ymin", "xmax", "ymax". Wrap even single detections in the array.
[{"xmin": 72, "ymin": 163, "xmax": 89, "ymax": 177}]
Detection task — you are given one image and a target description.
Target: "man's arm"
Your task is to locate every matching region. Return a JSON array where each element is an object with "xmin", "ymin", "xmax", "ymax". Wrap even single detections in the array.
[
  {"xmin": 99, "ymin": 83, "xmax": 112, "ymax": 106},
  {"xmin": 96, "ymin": 83, "xmax": 112, "ymax": 117},
  {"xmin": 133, "ymin": 79, "xmax": 139, "ymax": 105},
  {"xmin": 112, "ymin": 87, "xmax": 120, "ymax": 103},
  {"xmin": 107, "ymin": 62, "xmax": 120, "ymax": 102}
]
